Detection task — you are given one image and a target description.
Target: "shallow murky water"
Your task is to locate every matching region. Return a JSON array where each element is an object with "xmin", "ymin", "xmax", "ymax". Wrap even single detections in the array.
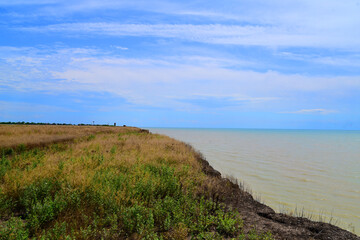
[{"xmin": 149, "ymin": 128, "xmax": 360, "ymax": 234}]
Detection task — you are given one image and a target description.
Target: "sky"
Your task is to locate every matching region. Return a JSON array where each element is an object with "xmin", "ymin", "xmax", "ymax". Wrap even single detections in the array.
[{"xmin": 0, "ymin": 0, "xmax": 360, "ymax": 129}]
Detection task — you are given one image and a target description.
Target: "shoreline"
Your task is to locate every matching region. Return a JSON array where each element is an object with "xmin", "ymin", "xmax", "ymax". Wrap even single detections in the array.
[
  {"xmin": 148, "ymin": 127, "xmax": 360, "ymax": 238},
  {"xmin": 186, "ymin": 140, "xmax": 359, "ymax": 239}
]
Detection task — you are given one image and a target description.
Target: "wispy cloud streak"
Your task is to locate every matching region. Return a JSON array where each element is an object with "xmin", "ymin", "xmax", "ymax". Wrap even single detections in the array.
[
  {"xmin": 1, "ymin": 46, "xmax": 360, "ymax": 112},
  {"xmin": 285, "ymin": 109, "xmax": 337, "ymax": 114},
  {"xmin": 19, "ymin": 23, "xmax": 360, "ymax": 49}
]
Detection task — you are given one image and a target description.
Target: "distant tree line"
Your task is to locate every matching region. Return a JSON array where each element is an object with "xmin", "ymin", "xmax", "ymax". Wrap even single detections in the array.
[
  {"xmin": 0, "ymin": 121, "xmax": 72, "ymax": 125},
  {"xmin": 0, "ymin": 121, "xmax": 120, "ymax": 126}
]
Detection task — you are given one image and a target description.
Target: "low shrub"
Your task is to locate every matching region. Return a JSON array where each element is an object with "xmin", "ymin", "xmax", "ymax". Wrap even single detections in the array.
[{"xmin": 0, "ymin": 217, "xmax": 29, "ymax": 240}]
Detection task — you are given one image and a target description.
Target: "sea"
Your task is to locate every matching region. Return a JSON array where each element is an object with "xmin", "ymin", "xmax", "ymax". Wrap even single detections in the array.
[{"xmin": 148, "ymin": 128, "xmax": 360, "ymax": 234}]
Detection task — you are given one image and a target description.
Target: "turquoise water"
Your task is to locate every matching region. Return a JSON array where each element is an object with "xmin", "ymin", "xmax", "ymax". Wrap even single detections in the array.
[{"xmin": 149, "ymin": 128, "xmax": 360, "ymax": 234}]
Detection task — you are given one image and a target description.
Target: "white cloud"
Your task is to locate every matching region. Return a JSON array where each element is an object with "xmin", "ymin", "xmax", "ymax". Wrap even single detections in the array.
[
  {"xmin": 4, "ymin": 0, "xmax": 360, "ymax": 50},
  {"xmin": 20, "ymin": 22, "xmax": 360, "ymax": 49},
  {"xmin": 286, "ymin": 109, "xmax": 337, "ymax": 114},
  {"xmin": 0, "ymin": 0, "xmax": 58, "ymax": 5},
  {"xmin": 3, "ymin": 0, "xmax": 359, "ymax": 49},
  {"xmin": 113, "ymin": 46, "xmax": 128, "ymax": 50},
  {"xmin": 2, "ymin": 46, "xmax": 360, "ymax": 111},
  {"xmin": 0, "ymin": 0, "xmax": 182, "ymax": 17},
  {"xmin": 0, "ymin": 100, "xmax": 74, "ymax": 113},
  {"xmin": 278, "ymin": 52, "xmax": 360, "ymax": 67},
  {"xmin": 27, "ymin": 59, "xmax": 360, "ymax": 106}
]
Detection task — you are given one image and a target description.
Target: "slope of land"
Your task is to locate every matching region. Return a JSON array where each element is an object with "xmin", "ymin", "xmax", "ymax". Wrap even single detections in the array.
[{"xmin": 0, "ymin": 125, "xmax": 358, "ymax": 239}]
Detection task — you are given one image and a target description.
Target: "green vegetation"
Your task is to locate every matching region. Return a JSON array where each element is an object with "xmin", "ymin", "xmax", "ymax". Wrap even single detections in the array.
[
  {"xmin": 0, "ymin": 126, "xmax": 273, "ymax": 239},
  {"xmin": 0, "ymin": 121, "xmax": 117, "ymax": 126},
  {"xmin": 0, "ymin": 121, "xmax": 73, "ymax": 125}
]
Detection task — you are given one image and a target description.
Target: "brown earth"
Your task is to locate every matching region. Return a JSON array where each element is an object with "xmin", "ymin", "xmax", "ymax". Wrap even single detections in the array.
[{"xmin": 194, "ymin": 149, "xmax": 360, "ymax": 240}]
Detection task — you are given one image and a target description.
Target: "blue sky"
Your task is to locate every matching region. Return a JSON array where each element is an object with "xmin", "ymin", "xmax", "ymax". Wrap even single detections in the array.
[{"xmin": 1, "ymin": 0, "xmax": 360, "ymax": 129}]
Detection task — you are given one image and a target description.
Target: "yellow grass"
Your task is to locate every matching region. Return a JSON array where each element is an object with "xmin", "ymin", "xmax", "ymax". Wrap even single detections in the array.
[
  {"xmin": 0, "ymin": 125, "xmax": 205, "ymax": 202},
  {"xmin": 0, "ymin": 124, "xmax": 139, "ymax": 149}
]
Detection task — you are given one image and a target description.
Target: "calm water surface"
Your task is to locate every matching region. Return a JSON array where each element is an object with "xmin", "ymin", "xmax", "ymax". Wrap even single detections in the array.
[{"xmin": 149, "ymin": 128, "xmax": 360, "ymax": 234}]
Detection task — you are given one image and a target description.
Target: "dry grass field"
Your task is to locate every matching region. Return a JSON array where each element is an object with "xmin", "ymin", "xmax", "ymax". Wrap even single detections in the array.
[
  {"xmin": 0, "ymin": 125, "xmax": 139, "ymax": 149},
  {"xmin": 0, "ymin": 124, "xmax": 273, "ymax": 239}
]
